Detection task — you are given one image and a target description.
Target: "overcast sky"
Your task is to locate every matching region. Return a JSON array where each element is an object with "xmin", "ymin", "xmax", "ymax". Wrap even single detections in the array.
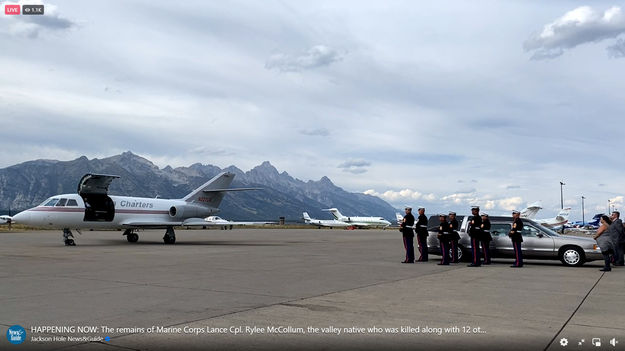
[{"xmin": 1, "ymin": 0, "xmax": 624, "ymax": 219}]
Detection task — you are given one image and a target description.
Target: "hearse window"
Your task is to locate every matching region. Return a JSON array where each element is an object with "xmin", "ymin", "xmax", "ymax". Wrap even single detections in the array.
[
  {"xmin": 522, "ymin": 225, "xmax": 541, "ymax": 237},
  {"xmin": 66, "ymin": 199, "xmax": 78, "ymax": 206},
  {"xmin": 490, "ymin": 223, "xmax": 511, "ymax": 236},
  {"xmin": 43, "ymin": 198, "xmax": 59, "ymax": 206},
  {"xmin": 55, "ymin": 198, "xmax": 68, "ymax": 207}
]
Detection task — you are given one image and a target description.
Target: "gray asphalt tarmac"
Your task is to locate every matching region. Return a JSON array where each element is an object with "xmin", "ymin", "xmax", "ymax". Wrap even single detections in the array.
[{"xmin": 0, "ymin": 228, "xmax": 623, "ymax": 350}]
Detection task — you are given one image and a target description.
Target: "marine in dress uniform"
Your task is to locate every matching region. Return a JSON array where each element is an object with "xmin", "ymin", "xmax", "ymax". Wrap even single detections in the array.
[
  {"xmin": 449, "ymin": 212, "xmax": 460, "ymax": 263},
  {"xmin": 509, "ymin": 210, "xmax": 524, "ymax": 267},
  {"xmin": 437, "ymin": 214, "xmax": 451, "ymax": 265},
  {"xmin": 468, "ymin": 206, "xmax": 482, "ymax": 267},
  {"xmin": 480, "ymin": 213, "xmax": 492, "ymax": 265},
  {"xmin": 415, "ymin": 207, "xmax": 429, "ymax": 262},
  {"xmin": 400, "ymin": 207, "xmax": 415, "ymax": 263}
]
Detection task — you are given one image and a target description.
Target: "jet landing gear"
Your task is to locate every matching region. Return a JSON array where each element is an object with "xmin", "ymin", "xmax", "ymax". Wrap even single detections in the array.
[
  {"xmin": 163, "ymin": 226, "xmax": 176, "ymax": 244},
  {"xmin": 63, "ymin": 228, "xmax": 76, "ymax": 246},
  {"xmin": 124, "ymin": 229, "xmax": 139, "ymax": 243}
]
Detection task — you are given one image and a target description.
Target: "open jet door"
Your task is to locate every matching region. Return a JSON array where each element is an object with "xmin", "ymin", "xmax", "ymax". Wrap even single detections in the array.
[{"xmin": 77, "ymin": 174, "xmax": 119, "ymax": 222}]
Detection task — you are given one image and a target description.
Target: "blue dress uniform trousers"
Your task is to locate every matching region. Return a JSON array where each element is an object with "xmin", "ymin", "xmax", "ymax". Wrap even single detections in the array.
[
  {"xmin": 471, "ymin": 237, "xmax": 481, "ymax": 266},
  {"xmin": 403, "ymin": 235, "xmax": 415, "ymax": 262},
  {"xmin": 512, "ymin": 241, "xmax": 523, "ymax": 267},
  {"xmin": 417, "ymin": 235, "xmax": 428, "ymax": 261},
  {"xmin": 451, "ymin": 239, "xmax": 459, "ymax": 263},
  {"xmin": 439, "ymin": 239, "xmax": 450, "ymax": 264}
]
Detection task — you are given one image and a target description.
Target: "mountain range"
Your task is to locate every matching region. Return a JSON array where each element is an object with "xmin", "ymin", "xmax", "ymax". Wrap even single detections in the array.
[{"xmin": 0, "ymin": 152, "xmax": 397, "ymax": 222}]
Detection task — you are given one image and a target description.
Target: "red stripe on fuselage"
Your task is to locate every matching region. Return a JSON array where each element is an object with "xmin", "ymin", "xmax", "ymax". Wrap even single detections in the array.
[{"xmin": 29, "ymin": 207, "xmax": 169, "ymax": 215}]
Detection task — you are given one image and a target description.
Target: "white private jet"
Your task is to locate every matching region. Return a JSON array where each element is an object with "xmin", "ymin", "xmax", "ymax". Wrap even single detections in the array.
[
  {"xmin": 324, "ymin": 208, "xmax": 391, "ymax": 228},
  {"xmin": 302, "ymin": 212, "xmax": 352, "ymax": 228},
  {"xmin": 520, "ymin": 201, "xmax": 543, "ymax": 219},
  {"xmin": 204, "ymin": 216, "xmax": 275, "ymax": 230},
  {"xmin": 536, "ymin": 207, "xmax": 571, "ymax": 228},
  {"xmin": 4, "ymin": 172, "xmax": 256, "ymax": 245}
]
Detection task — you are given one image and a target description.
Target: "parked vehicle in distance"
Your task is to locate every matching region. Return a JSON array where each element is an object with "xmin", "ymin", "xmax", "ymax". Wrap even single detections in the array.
[{"xmin": 426, "ymin": 215, "xmax": 603, "ymax": 267}]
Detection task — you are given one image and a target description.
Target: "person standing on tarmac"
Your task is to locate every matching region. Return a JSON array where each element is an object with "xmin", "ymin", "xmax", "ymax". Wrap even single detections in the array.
[
  {"xmin": 468, "ymin": 206, "xmax": 482, "ymax": 267},
  {"xmin": 509, "ymin": 210, "xmax": 524, "ymax": 268},
  {"xmin": 400, "ymin": 207, "xmax": 415, "ymax": 263},
  {"xmin": 415, "ymin": 206, "xmax": 429, "ymax": 262},
  {"xmin": 437, "ymin": 214, "xmax": 451, "ymax": 265},
  {"xmin": 480, "ymin": 213, "xmax": 492, "ymax": 265},
  {"xmin": 609, "ymin": 211, "xmax": 625, "ymax": 266},
  {"xmin": 449, "ymin": 212, "xmax": 460, "ymax": 263}
]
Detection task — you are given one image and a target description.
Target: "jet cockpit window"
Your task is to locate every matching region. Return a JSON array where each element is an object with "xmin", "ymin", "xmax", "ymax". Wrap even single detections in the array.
[
  {"xmin": 55, "ymin": 198, "xmax": 68, "ymax": 207},
  {"xmin": 66, "ymin": 199, "xmax": 78, "ymax": 206},
  {"xmin": 42, "ymin": 198, "xmax": 59, "ymax": 206}
]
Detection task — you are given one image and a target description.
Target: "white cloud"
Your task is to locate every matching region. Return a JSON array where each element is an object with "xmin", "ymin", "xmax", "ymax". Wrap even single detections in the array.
[
  {"xmin": 498, "ymin": 197, "xmax": 523, "ymax": 211},
  {"xmin": 364, "ymin": 189, "xmax": 436, "ymax": 203},
  {"xmin": 265, "ymin": 45, "xmax": 342, "ymax": 72},
  {"xmin": 524, "ymin": 6, "xmax": 625, "ymax": 59}
]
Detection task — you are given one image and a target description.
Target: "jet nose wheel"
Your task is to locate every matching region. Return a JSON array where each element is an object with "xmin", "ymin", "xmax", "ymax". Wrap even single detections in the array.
[{"xmin": 64, "ymin": 239, "xmax": 76, "ymax": 246}]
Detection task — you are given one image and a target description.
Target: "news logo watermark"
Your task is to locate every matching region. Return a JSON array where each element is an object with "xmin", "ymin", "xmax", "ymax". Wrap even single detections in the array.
[
  {"xmin": 6, "ymin": 325, "xmax": 26, "ymax": 345},
  {"xmin": 3, "ymin": 4, "xmax": 44, "ymax": 15}
]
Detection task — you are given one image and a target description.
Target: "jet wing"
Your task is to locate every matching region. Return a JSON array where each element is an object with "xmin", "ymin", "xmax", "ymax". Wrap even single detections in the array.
[
  {"xmin": 121, "ymin": 218, "xmax": 211, "ymax": 227},
  {"xmin": 77, "ymin": 174, "xmax": 120, "ymax": 195}
]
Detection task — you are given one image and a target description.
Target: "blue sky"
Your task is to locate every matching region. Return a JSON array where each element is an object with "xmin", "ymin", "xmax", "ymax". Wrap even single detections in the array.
[{"xmin": 1, "ymin": 0, "xmax": 624, "ymax": 219}]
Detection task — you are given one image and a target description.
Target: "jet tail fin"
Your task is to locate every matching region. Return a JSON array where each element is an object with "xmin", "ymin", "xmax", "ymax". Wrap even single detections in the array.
[
  {"xmin": 303, "ymin": 212, "xmax": 312, "ymax": 222},
  {"xmin": 182, "ymin": 172, "xmax": 259, "ymax": 208},
  {"xmin": 323, "ymin": 208, "xmax": 345, "ymax": 221},
  {"xmin": 555, "ymin": 207, "xmax": 571, "ymax": 221},
  {"xmin": 396, "ymin": 212, "xmax": 403, "ymax": 224}
]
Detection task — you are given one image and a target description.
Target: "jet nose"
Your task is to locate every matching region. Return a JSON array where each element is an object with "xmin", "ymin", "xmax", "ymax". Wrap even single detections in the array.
[{"xmin": 12, "ymin": 211, "xmax": 31, "ymax": 224}]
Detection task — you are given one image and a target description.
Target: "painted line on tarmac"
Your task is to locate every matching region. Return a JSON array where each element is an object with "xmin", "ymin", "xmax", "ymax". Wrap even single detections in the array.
[{"xmin": 543, "ymin": 271, "xmax": 605, "ymax": 351}]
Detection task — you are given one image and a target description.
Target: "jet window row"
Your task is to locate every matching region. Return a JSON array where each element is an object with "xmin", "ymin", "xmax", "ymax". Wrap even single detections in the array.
[{"xmin": 41, "ymin": 198, "xmax": 79, "ymax": 207}]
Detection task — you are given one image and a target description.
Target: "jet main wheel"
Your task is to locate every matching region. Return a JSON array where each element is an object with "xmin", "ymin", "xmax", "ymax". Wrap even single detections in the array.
[
  {"xmin": 127, "ymin": 233, "xmax": 139, "ymax": 243},
  {"xmin": 64, "ymin": 239, "xmax": 76, "ymax": 246},
  {"xmin": 163, "ymin": 235, "xmax": 176, "ymax": 244}
]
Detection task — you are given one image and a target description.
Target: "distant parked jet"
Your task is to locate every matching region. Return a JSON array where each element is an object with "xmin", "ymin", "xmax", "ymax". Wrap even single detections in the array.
[
  {"xmin": 324, "ymin": 208, "xmax": 391, "ymax": 228},
  {"xmin": 302, "ymin": 212, "xmax": 352, "ymax": 228},
  {"xmin": 204, "ymin": 216, "xmax": 275, "ymax": 230},
  {"xmin": 535, "ymin": 207, "xmax": 571, "ymax": 228}
]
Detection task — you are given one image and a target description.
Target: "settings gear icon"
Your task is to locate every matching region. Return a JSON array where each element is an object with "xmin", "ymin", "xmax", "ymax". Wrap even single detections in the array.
[{"xmin": 560, "ymin": 338, "xmax": 569, "ymax": 347}]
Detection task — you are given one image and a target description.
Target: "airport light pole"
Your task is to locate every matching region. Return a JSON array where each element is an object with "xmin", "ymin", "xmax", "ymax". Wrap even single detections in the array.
[
  {"xmin": 581, "ymin": 196, "xmax": 585, "ymax": 225},
  {"xmin": 560, "ymin": 181, "xmax": 565, "ymax": 209},
  {"xmin": 608, "ymin": 199, "xmax": 611, "ymax": 214}
]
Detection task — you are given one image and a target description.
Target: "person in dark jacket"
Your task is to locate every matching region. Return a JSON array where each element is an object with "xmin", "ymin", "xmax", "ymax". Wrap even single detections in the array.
[
  {"xmin": 509, "ymin": 210, "xmax": 524, "ymax": 268},
  {"xmin": 415, "ymin": 206, "xmax": 429, "ymax": 262},
  {"xmin": 437, "ymin": 214, "xmax": 451, "ymax": 265},
  {"xmin": 609, "ymin": 211, "xmax": 625, "ymax": 266},
  {"xmin": 480, "ymin": 213, "xmax": 492, "ymax": 265},
  {"xmin": 467, "ymin": 206, "xmax": 482, "ymax": 267},
  {"xmin": 449, "ymin": 212, "xmax": 460, "ymax": 263},
  {"xmin": 400, "ymin": 207, "xmax": 415, "ymax": 263}
]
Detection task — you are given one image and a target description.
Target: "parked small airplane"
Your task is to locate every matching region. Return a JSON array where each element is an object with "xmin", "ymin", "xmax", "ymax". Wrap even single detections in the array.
[
  {"xmin": 204, "ymin": 216, "xmax": 275, "ymax": 230},
  {"xmin": 302, "ymin": 212, "xmax": 352, "ymax": 228},
  {"xmin": 566, "ymin": 213, "xmax": 603, "ymax": 230},
  {"xmin": 3, "ymin": 172, "xmax": 256, "ymax": 245},
  {"xmin": 324, "ymin": 208, "xmax": 391, "ymax": 228},
  {"xmin": 535, "ymin": 207, "xmax": 571, "ymax": 228}
]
